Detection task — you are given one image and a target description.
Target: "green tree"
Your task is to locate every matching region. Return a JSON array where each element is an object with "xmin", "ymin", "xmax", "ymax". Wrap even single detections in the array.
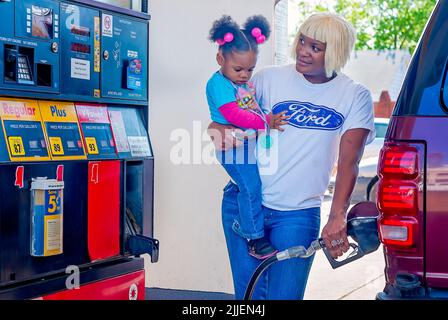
[{"xmin": 294, "ymin": 0, "xmax": 437, "ymax": 53}]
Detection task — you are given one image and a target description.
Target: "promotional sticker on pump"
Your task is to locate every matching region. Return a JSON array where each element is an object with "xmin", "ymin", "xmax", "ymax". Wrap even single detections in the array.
[
  {"xmin": 30, "ymin": 178, "xmax": 64, "ymax": 257},
  {"xmin": 127, "ymin": 58, "xmax": 142, "ymax": 91},
  {"xmin": 0, "ymin": 98, "xmax": 50, "ymax": 161},
  {"xmin": 38, "ymin": 101, "xmax": 86, "ymax": 160},
  {"xmin": 75, "ymin": 103, "xmax": 117, "ymax": 159}
]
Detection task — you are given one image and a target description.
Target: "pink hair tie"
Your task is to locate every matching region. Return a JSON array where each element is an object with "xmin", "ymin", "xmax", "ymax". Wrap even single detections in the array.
[
  {"xmin": 251, "ymin": 27, "xmax": 266, "ymax": 44},
  {"xmin": 216, "ymin": 32, "xmax": 234, "ymax": 46},
  {"xmin": 251, "ymin": 27, "xmax": 262, "ymax": 37},
  {"xmin": 224, "ymin": 32, "xmax": 234, "ymax": 42},
  {"xmin": 256, "ymin": 35, "xmax": 266, "ymax": 44}
]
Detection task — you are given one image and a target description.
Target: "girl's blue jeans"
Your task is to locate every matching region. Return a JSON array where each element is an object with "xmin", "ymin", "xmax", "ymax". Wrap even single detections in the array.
[
  {"xmin": 221, "ymin": 181, "xmax": 321, "ymax": 300},
  {"xmin": 217, "ymin": 140, "xmax": 264, "ymax": 240}
]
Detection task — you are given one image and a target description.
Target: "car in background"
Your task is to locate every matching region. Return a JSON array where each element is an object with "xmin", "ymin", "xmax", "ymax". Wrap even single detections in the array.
[{"xmin": 326, "ymin": 118, "xmax": 390, "ymax": 202}]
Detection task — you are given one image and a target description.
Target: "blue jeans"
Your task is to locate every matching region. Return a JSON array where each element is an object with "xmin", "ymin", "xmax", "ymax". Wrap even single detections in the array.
[
  {"xmin": 217, "ymin": 140, "xmax": 264, "ymax": 240},
  {"xmin": 221, "ymin": 181, "xmax": 321, "ymax": 300}
]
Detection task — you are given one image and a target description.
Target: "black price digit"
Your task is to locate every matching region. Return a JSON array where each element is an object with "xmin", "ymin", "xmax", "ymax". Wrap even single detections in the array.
[
  {"xmin": 14, "ymin": 143, "xmax": 21, "ymax": 154},
  {"xmin": 54, "ymin": 144, "xmax": 61, "ymax": 152},
  {"xmin": 89, "ymin": 143, "xmax": 96, "ymax": 152}
]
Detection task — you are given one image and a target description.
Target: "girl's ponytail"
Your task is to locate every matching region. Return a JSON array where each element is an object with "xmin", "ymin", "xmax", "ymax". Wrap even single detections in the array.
[
  {"xmin": 208, "ymin": 15, "xmax": 271, "ymax": 56},
  {"xmin": 243, "ymin": 15, "xmax": 271, "ymax": 45},
  {"xmin": 208, "ymin": 15, "xmax": 240, "ymax": 46}
]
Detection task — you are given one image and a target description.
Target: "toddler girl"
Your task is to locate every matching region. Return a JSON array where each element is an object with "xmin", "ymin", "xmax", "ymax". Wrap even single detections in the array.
[{"xmin": 206, "ymin": 15, "xmax": 288, "ymax": 259}]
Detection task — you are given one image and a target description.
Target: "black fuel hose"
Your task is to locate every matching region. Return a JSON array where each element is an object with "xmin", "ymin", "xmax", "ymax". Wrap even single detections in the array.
[
  {"xmin": 243, "ymin": 246, "xmax": 309, "ymax": 300},
  {"xmin": 243, "ymin": 212, "xmax": 381, "ymax": 299},
  {"xmin": 243, "ymin": 254, "xmax": 277, "ymax": 300}
]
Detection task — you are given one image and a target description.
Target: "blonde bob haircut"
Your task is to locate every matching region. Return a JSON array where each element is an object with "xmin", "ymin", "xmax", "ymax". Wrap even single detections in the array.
[{"xmin": 292, "ymin": 12, "xmax": 356, "ymax": 78}]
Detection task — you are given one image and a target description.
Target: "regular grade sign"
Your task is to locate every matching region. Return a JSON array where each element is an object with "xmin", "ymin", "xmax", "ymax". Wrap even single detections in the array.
[{"xmin": 0, "ymin": 98, "xmax": 50, "ymax": 162}]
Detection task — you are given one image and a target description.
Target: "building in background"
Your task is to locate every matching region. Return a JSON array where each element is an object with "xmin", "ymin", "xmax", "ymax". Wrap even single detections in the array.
[
  {"xmin": 277, "ymin": 0, "xmax": 412, "ymax": 118},
  {"xmin": 342, "ymin": 50, "xmax": 412, "ymax": 118}
]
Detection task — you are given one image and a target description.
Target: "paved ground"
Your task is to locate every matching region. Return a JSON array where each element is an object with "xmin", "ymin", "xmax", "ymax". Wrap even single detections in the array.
[
  {"xmin": 147, "ymin": 288, "xmax": 234, "ymax": 300},
  {"xmin": 148, "ymin": 198, "xmax": 385, "ymax": 300}
]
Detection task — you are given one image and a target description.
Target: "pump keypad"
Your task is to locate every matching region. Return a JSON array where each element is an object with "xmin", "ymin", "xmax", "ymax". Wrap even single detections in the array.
[{"xmin": 17, "ymin": 55, "xmax": 33, "ymax": 84}]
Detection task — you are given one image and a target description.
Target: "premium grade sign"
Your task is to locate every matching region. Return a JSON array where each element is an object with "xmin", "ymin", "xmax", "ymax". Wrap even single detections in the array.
[
  {"xmin": 75, "ymin": 103, "xmax": 117, "ymax": 159},
  {"xmin": 0, "ymin": 98, "xmax": 50, "ymax": 161}
]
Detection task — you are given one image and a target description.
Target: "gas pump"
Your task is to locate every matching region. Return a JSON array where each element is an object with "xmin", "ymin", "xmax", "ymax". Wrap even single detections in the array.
[{"xmin": 0, "ymin": 0, "xmax": 158, "ymax": 300}]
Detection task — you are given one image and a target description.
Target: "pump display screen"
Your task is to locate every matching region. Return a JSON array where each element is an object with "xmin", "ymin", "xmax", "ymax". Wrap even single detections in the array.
[{"xmin": 32, "ymin": 6, "xmax": 53, "ymax": 39}]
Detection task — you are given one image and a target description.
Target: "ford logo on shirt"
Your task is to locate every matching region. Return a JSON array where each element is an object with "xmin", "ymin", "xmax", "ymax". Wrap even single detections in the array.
[{"xmin": 272, "ymin": 101, "xmax": 344, "ymax": 130}]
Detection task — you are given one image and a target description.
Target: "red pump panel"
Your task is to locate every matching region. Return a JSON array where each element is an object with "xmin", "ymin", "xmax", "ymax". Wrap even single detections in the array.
[
  {"xmin": 42, "ymin": 270, "xmax": 145, "ymax": 300},
  {"xmin": 88, "ymin": 161, "xmax": 121, "ymax": 261}
]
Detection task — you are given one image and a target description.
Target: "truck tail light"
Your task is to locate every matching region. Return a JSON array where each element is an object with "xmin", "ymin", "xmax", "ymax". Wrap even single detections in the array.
[
  {"xmin": 379, "ymin": 145, "xmax": 418, "ymax": 178},
  {"xmin": 377, "ymin": 142, "xmax": 422, "ymax": 250},
  {"xmin": 378, "ymin": 181, "xmax": 418, "ymax": 215},
  {"xmin": 378, "ymin": 217, "xmax": 418, "ymax": 247}
]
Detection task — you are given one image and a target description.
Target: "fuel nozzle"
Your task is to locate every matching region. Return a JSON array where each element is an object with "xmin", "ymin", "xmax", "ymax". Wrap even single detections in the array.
[
  {"xmin": 321, "ymin": 201, "xmax": 381, "ymax": 269},
  {"xmin": 276, "ymin": 239, "xmax": 322, "ymax": 261},
  {"xmin": 244, "ymin": 202, "xmax": 382, "ymax": 300}
]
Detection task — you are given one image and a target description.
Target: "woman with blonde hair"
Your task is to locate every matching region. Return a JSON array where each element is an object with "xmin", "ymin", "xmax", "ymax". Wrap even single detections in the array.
[{"xmin": 208, "ymin": 12, "xmax": 375, "ymax": 299}]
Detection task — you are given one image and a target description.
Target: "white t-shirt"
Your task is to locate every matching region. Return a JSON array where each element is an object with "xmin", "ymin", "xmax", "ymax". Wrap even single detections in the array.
[{"xmin": 252, "ymin": 64, "xmax": 375, "ymax": 211}]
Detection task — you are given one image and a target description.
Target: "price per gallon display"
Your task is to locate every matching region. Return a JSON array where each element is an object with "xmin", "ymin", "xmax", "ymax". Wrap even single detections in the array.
[
  {"xmin": 9, "ymin": 136, "xmax": 25, "ymax": 156},
  {"xmin": 85, "ymin": 137, "xmax": 99, "ymax": 155}
]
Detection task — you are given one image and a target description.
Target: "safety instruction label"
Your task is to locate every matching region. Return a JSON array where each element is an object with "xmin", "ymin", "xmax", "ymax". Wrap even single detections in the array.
[
  {"xmin": 102, "ymin": 14, "xmax": 113, "ymax": 37},
  {"xmin": 39, "ymin": 101, "xmax": 86, "ymax": 160},
  {"xmin": 128, "ymin": 136, "xmax": 151, "ymax": 157},
  {"xmin": 45, "ymin": 215, "xmax": 62, "ymax": 252},
  {"xmin": 71, "ymin": 58, "xmax": 91, "ymax": 80},
  {"xmin": 0, "ymin": 98, "xmax": 50, "ymax": 161}
]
